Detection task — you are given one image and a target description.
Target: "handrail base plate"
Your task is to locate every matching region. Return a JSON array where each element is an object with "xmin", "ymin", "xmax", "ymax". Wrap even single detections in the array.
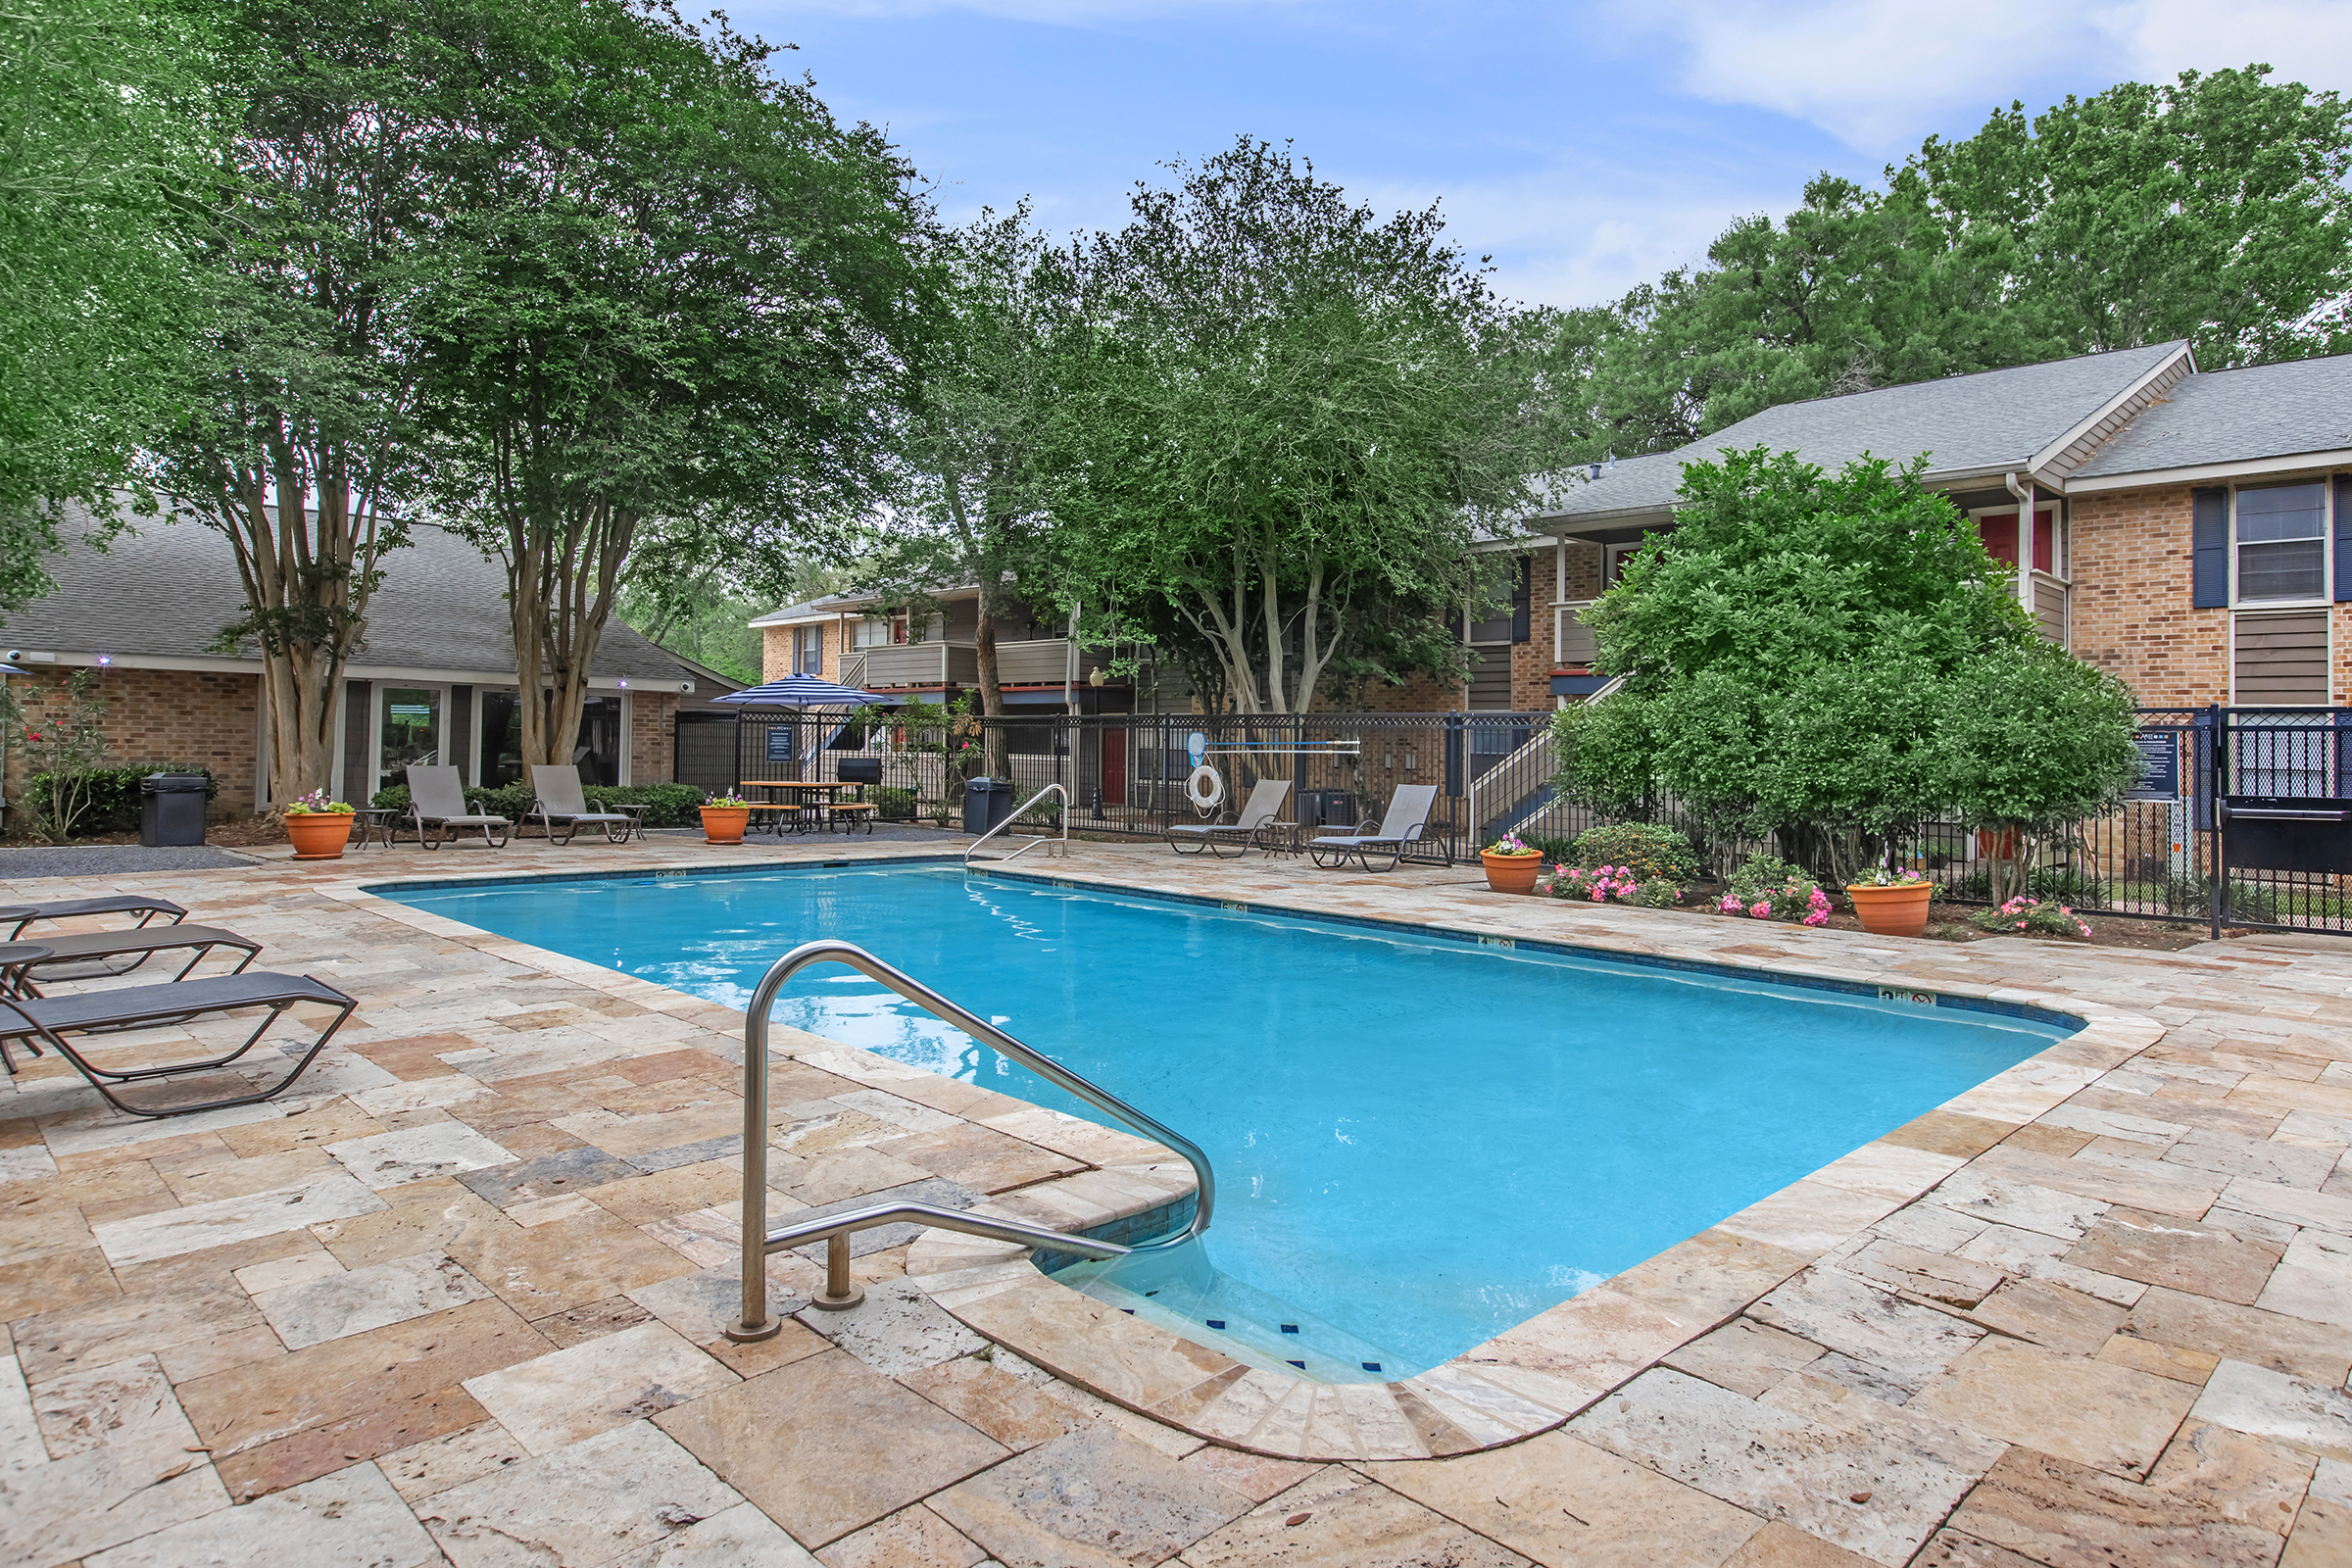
[{"xmin": 722, "ymin": 1316, "xmax": 787, "ymax": 1343}]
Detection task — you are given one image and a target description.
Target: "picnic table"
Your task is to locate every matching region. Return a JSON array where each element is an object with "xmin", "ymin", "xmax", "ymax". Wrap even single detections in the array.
[{"xmin": 738, "ymin": 780, "xmax": 845, "ymax": 835}]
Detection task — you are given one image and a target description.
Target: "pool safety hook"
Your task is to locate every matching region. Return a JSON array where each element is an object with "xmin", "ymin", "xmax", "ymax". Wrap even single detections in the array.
[{"xmin": 724, "ymin": 939, "xmax": 1215, "ymax": 1342}]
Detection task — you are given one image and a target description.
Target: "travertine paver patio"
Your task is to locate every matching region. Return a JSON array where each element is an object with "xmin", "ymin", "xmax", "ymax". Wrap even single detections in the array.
[{"xmin": 0, "ymin": 830, "xmax": 2346, "ymax": 1567}]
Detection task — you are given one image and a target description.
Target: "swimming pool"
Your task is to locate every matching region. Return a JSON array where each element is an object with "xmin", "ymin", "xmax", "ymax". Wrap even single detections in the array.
[{"xmin": 384, "ymin": 862, "xmax": 2073, "ymax": 1379}]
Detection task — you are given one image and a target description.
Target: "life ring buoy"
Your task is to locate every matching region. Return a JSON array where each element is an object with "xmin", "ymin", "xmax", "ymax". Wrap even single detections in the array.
[{"xmin": 1186, "ymin": 764, "xmax": 1226, "ymax": 812}]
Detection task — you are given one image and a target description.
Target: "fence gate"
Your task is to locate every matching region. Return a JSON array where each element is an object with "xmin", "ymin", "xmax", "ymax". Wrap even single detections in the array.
[{"xmin": 672, "ymin": 711, "xmax": 739, "ymax": 798}]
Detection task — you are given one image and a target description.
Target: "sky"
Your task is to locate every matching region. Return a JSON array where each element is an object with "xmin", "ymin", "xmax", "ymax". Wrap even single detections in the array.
[{"xmin": 731, "ymin": 1, "xmax": 2352, "ymax": 310}]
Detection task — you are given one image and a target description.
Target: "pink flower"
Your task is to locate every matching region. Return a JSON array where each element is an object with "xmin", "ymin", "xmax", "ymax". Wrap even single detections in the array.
[
  {"xmin": 1803, "ymin": 910, "xmax": 1828, "ymax": 927},
  {"xmin": 1718, "ymin": 894, "xmax": 1740, "ymax": 913},
  {"xmin": 1748, "ymin": 902, "xmax": 1772, "ymax": 919}
]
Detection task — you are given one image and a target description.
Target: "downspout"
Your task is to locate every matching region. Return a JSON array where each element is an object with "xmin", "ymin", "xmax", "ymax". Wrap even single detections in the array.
[{"xmin": 2004, "ymin": 471, "xmax": 2035, "ymax": 615}]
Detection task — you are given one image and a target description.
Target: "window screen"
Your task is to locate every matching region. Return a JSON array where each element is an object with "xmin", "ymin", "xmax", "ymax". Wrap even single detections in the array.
[{"xmin": 2237, "ymin": 483, "xmax": 2328, "ymax": 603}]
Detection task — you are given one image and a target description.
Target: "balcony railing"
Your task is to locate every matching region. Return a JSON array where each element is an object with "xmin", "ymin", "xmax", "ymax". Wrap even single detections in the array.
[{"xmin": 844, "ymin": 638, "xmax": 1106, "ymax": 691}]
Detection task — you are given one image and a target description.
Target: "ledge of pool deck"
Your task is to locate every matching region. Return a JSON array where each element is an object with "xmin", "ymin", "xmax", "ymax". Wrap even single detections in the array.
[{"xmin": 339, "ymin": 845, "xmax": 2165, "ymax": 1465}]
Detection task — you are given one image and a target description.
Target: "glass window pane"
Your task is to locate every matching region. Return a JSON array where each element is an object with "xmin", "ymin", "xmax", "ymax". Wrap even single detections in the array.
[
  {"xmin": 2239, "ymin": 539, "xmax": 2326, "ymax": 602},
  {"xmin": 378, "ymin": 687, "xmax": 442, "ymax": 797}
]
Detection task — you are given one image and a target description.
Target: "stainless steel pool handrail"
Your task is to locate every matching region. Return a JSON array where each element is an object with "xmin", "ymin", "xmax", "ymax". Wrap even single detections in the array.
[
  {"xmin": 963, "ymin": 783, "xmax": 1069, "ymax": 867},
  {"xmin": 725, "ymin": 939, "xmax": 1215, "ymax": 1342},
  {"xmin": 732, "ymin": 1201, "xmax": 1132, "ymax": 1324}
]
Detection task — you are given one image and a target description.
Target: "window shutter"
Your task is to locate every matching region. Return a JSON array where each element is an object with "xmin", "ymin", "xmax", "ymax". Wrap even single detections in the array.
[
  {"xmin": 2191, "ymin": 487, "xmax": 2229, "ymax": 609},
  {"xmin": 1510, "ymin": 556, "xmax": 1532, "ymax": 643},
  {"xmin": 2336, "ymin": 474, "xmax": 2352, "ymax": 602}
]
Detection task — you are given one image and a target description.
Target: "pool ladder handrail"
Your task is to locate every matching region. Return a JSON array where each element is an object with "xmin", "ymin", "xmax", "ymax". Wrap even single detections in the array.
[
  {"xmin": 726, "ymin": 938, "xmax": 1215, "ymax": 1342},
  {"xmin": 963, "ymin": 782, "xmax": 1069, "ymax": 867}
]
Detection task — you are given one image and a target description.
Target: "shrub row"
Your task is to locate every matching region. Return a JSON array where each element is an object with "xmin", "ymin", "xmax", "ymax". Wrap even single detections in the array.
[
  {"xmin": 368, "ymin": 780, "xmax": 706, "ymax": 829},
  {"xmin": 26, "ymin": 763, "xmax": 219, "ymax": 835}
]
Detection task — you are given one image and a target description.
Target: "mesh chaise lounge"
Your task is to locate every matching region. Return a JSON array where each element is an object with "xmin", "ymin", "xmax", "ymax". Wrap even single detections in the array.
[
  {"xmin": 1308, "ymin": 783, "xmax": 1442, "ymax": 872},
  {"xmin": 0, "ymin": 896, "xmax": 187, "ymax": 941},
  {"xmin": 1167, "ymin": 778, "xmax": 1292, "ymax": 858},
  {"xmin": 406, "ymin": 764, "xmax": 511, "ymax": 849},
  {"xmin": 0, "ymin": 971, "xmax": 358, "ymax": 1116},
  {"xmin": 525, "ymin": 764, "xmax": 643, "ymax": 845},
  {"xmin": 0, "ymin": 925, "xmax": 260, "ymax": 994}
]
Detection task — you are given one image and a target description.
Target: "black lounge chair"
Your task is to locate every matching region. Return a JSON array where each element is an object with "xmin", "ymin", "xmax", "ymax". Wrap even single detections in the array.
[
  {"xmin": 0, "ymin": 926, "xmax": 260, "ymax": 991},
  {"xmin": 0, "ymin": 896, "xmax": 187, "ymax": 941},
  {"xmin": 0, "ymin": 971, "xmax": 359, "ymax": 1116}
]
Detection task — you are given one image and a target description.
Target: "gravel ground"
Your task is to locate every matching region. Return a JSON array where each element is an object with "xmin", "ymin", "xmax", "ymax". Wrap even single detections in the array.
[{"xmin": 0, "ymin": 844, "xmax": 259, "ymax": 880}]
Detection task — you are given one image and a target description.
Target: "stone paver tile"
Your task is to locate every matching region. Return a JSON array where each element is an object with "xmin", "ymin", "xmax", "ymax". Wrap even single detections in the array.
[
  {"xmin": 1842, "ymin": 1241, "xmax": 2004, "ymax": 1309},
  {"xmin": 2257, "ymin": 1229, "xmax": 2352, "ymax": 1330},
  {"xmin": 1884, "ymin": 1109, "xmax": 2018, "ymax": 1161},
  {"xmin": 2063, "ymin": 1208, "xmax": 2284, "ymax": 1304},
  {"xmin": 1911, "ymin": 1336, "xmax": 2197, "ymax": 1478},
  {"xmin": 1176, "ymin": 1464, "xmax": 1528, "ymax": 1568},
  {"xmin": 1967, "ymin": 1279, "xmax": 2127, "ymax": 1356},
  {"xmin": 1571, "ymin": 1368, "xmax": 2002, "ymax": 1568},
  {"xmin": 1660, "ymin": 1317, "xmax": 1826, "ymax": 1398},
  {"xmin": 531, "ymin": 1293, "xmax": 657, "ymax": 1348},
  {"xmin": 0, "ymin": 1351, "xmax": 233, "ymax": 1566},
  {"xmin": 900, "ymin": 1354, "xmax": 1101, "ymax": 1451},
  {"xmin": 655, "ymin": 1348, "xmax": 1007, "ymax": 1548},
  {"xmin": 328, "ymin": 1121, "xmax": 519, "ymax": 1190},
  {"xmin": 1717, "ymin": 1179, "xmax": 1904, "ymax": 1258},
  {"xmin": 311, "ymin": 1175, "xmax": 510, "ymax": 1269},
  {"xmin": 151, "ymin": 1142, "xmax": 337, "ymax": 1205},
  {"xmin": 1370, "ymin": 1427, "xmax": 1764, "ymax": 1568},
  {"xmin": 1910, "ymin": 1527, "xmax": 2051, "ymax": 1566},
  {"xmin": 2190, "ymin": 1358, "xmax": 2352, "ymax": 1463},
  {"xmin": 87, "ymin": 1172, "xmax": 386, "ymax": 1266},
  {"xmin": 456, "ymin": 1144, "xmax": 642, "ymax": 1209},
  {"xmin": 1608, "ymin": 1228, "xmax": 1813, "ymax": 1323},
  {"xmin": 2148, "ymin": 1418, "xmax": 2314, "ymax": 1534},
  {"xmin": 2121, "ymin": 1287, "xmax": 2352, "ymax": 1384},
  {"xmin": 926, "ymin": 1423, "xmax": 1250, "ymax": 1567},
  {"xmin": 420, "ymin": 1418, "xmax": 743, "ymax": 1568},
  {"xmin": 1719, "ymin": 1520, "xmax": 1878, "ymax": 1565},
  {"xmin": 2163, "ymin": 1129, "xmax": 2338, "ymax": 1188},
  {"xmin": 463, "ymin": 1319, "xmax": 739, "ymax": 1454},
  {"xmin": 795, "ymin": 1275, "xmax": 985, "ymax": 1377},
  {"xmin": 12, "ymin": 1276, "xmax": 266, "ymax": 1383},
  {"xmin": 1471, "ymin": 1285, "xmax": 1696, "ymax": 1394},
  {"xmin": 176, "ymin": 1297, "xmax": 548, "ymax": 1497},
  {"xmin": 1177, "ymin": 1446, "xmax": 1323, "ymax": 1505},
  {"xmin": 233, "ymin": 1246, "xmax": 346, "ymax": 1295},
  {"xmin": 873, "ymin": 1122, "xmax": 1082, "ymax": 1194},
  {"xmin": 1931, "ymin": 1172, "xmax": 2109, "ymax": 1241},
  {"xmin": 585, "ymin": 1160, "xmax": 743, "ymax": 1226},
  {"xmin": 441, "ymin": 1204, "xmax": 700, "ymax": 1317},
  {"xmin": 1747, "ymin": 1268, "xmax": 1984, "ymax": 1393},
  {"xmin": 1945, "ymin": 1446, "xmax": 2284, "ymax": 1568},
  {"xmin": 253, "ymin": 1249, "xmax": 493, "ymax": 1348},
  {"xmin": 378, "ymin": 1418, "xmax": 528, "ymax": 1502},
  {"xmin": 552, "ymin": 1102, "xmax": 744, "ymax": 1162},
  {"xmin": 1971, "ymin": 1145, "xmax": 2220, "ymax": 1219},
  {"xmin": 83, "ymin": 1458, "xmax": 439, "ymax": 1568},
  {"xmin": 2282, "ymin": 1495, "xmax": 2352, "ymax": 1568},
  {"xmin": 813, "ymin": 1503, "xmax": 987, "ymax": 1568},
  {"xmin": 610, "ymin": 1499, "xmax": 821, "ymax": 1567},
  {"xmin": 2215, "ymin": 1175, "xmax": 2352, "ymax": 1236},
  {"xmin": 0, "ymin": 1245, "xmax": 118, "ymax": 1321},
  {"xmin": 948, "ymin": 1275, "xmax": 1242, "ymax": 1415},
  {"xmin": 2096, "ymin": 1331, "xmax": 2220, "ymax": 1385},
  {"xmin": 214, "ymin": 1095, "xmax": 391, "ymax": 1158}
]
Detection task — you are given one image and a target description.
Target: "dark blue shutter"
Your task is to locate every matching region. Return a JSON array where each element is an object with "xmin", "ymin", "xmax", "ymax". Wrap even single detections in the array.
[
  {"xmin": 2336, "ymin": 474, "xmax": 2352, "ymax": 602},
  {"xmin": 1510, "ymin": 556, "xmax": 1531, "ymax": 643},
  {"xmin": 2191, "ymin": 487, "xmax": 2229, "ymax": 609}
]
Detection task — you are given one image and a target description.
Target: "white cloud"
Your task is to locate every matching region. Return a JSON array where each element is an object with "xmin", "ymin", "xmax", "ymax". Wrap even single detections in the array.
[{"xmin": 1624, "ymin": 0, "xmax": 2352, "ymax": 151}]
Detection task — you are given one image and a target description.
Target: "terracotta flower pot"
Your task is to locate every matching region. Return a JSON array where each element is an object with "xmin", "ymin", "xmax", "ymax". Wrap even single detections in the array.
[
  {"xmin": 1481, "ymin": 851, "xmax": 1544, "ymax": 895},
  {"xmin": 285, "ymin": 812, "xmax": 354, "ymax": 860},
  {"xmin": 700, "ymin": 806, "xmax": 751, "ymax": 845},
  {"xmin": 1847, "ymin": 881, "xmax": 1934, "ymax": 938}
]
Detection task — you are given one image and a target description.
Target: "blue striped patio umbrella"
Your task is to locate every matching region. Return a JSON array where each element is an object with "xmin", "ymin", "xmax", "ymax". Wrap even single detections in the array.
[{"xmin": 712, "ymin": 675, "xmax": 893, "ymax": 709}]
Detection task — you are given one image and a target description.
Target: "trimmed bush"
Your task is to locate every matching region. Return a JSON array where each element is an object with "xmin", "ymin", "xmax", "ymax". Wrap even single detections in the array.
[
  {"xmin": 870, "ymin": 786, "xmax": 915, "ymax": 821},
  {"xmin": 30, "ymin": 763, "xmax": 219, "ymax": 835},
  {"xmin": 1571, "ymin": 822, "xmax": 1698, "ymax": 883},
  {"xmin": 368, "ymin": 780, "xmax": 704, "ymax": 829}
]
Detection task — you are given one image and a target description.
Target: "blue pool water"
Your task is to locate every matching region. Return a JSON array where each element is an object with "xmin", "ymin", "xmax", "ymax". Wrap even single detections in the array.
[{"xmin": 385, "ymin": 863, "xmax": 2071, "ymax": 1378}]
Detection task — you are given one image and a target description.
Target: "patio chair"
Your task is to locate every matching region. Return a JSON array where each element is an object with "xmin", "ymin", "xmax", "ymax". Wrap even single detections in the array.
[
  {"xmin": 0, "ymin": 896, "xmax": 187, "ymax": 942},
  {"xmin": 406, "ymin": 765, "xmax": 511, "ymax": 850},
  {"xmin": 1167, "ymin": 778, "xmax": 1292, "ymax": 858},
  {"xmin": 0, "ymin": 925, "xmax": 259, "ymax": 994},
  {"xmin": 525, "ymin": 765, "xmax": 643, "ymax": 846},
  {"xmin": 0, "ymin": 970, "xmax": 358, "ymax": 1117},
  {"xmin": 1308, "ymin": 783, "xmax": 1441, "ymax": 873}
]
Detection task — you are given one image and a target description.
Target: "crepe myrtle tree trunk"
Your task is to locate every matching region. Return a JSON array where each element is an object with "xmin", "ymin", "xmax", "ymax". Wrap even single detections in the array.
[{"xmin": 496, "ymin": 490, "xmax": 633, "ymax": 771}]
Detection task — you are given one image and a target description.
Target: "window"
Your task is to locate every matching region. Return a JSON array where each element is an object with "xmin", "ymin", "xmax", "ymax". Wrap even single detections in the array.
[
  {"xmin": 1465, "ymin": 556, "xmax": 1528, "ymax": 644},
  {"xmin": 2236, "ymin": 482, "xmax": 2328, "ymax": 604},
  {"xmin": 1978, "ymin": 507, "xmax": 2057, "ymax": 574},
  {"xmin": 376, "ymin": 687, "xmax": 442, "ymax": 798},
  {"xmin": 791, "ymin": 624, "xmax": 823, "ymax": 675},
  {"xmin": 852, "ymin": 617, "xmax": 895, "ymax": 649},
  {"xmin": 476, "ymin": 691, "xmax": 624, "ymax": 786}
]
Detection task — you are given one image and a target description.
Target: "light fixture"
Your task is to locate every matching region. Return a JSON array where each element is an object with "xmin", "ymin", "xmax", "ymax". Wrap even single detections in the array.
[
  {"xmin": 95, "ymin": 655, "xmax": 112, "ymax": 666},
  {"xmin": 616, "ymin": 677, "xmax": 629, "ymax": 689},
  {"xmin": 1088, "ymin": 667, "xmax": 1106, "ymax": 687}
]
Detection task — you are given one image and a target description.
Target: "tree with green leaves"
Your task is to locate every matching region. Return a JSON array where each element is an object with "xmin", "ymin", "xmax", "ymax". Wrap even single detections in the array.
[
  {"xmin": 144, "ymin": 0, "xmax": 449, "ymax": 809},
  {"xmin": 0, "ymin": 0, "xmax": 210, "ymax": 611},
  {"xmin": 416, "ymin": 0, "xmax": 924, "ymax": 772},
  {"xmin": 1062, "ymin": 138, "xmax": 1570, "ymax": 713}
]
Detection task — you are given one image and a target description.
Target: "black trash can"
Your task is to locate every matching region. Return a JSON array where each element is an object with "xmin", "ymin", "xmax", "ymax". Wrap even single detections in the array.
[
  {"xmin": 962, "ymin": 777, "xmax": 1016, "ymax": 835},
  {"xmin": 139, "ymin": 773, "xmax": 209, "ymax": 847}
]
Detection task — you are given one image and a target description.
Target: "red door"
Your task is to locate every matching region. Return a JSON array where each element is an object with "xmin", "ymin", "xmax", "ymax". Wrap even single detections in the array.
[{"xmin": 1100, "ymin": 727, "xmax": 1126, "ymax": 807}]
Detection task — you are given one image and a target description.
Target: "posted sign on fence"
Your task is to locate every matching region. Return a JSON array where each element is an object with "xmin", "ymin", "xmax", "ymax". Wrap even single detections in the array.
[{"xmin": 2127, "ymin": 731, "xmax": 2180, "ymax": 801}]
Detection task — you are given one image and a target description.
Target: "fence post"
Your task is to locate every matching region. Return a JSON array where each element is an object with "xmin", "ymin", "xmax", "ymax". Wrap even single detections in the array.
[{"xmin": 2202, "ymin": 705, "xmax": 2226, "ymax": 940}]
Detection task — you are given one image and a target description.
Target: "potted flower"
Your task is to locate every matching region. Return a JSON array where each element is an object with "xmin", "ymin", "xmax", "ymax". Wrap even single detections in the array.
[
  {"xmin": 1480, "ymin": 831, "xmax": 1545, "ymax": 895},
  {"xmin": 1846, "ymin": 865, "xmax": 1935, "ymax": 938},
  {"xmin": 700, "ymin": 792, "xmax": 753, "ymax": 845},
  {"xmin": 283, "ymin": 789, "xmax": 357, "ymax": 860}
]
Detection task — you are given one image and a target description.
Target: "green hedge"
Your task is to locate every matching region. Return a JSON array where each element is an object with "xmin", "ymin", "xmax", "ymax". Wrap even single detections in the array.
[
  {"xmin": 368, "ymin": 780, "xmax": 706, "ymax": 829},
  {"xmin": 28, "ymin": 762, "xmax": 219, "ymax": 835}
]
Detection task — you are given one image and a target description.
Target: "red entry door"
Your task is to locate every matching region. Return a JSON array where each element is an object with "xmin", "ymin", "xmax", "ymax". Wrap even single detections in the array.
[{"xmin": 1100, "ymin": 727, "xmax": 1126, "ymax": 807}]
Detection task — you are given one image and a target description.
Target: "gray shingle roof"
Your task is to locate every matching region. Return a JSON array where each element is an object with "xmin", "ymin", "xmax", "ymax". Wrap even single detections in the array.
[
  {"xmin": 1540, "ymin": 341, "xmax": 2188, "ymax": 520},
  {"xmin": 0, "ymin": 514, "xmax": 715, "ymax": 684},
  {"xmin": 2070, "ymin": 352, "xmax": 2352, "ymax": 478}
]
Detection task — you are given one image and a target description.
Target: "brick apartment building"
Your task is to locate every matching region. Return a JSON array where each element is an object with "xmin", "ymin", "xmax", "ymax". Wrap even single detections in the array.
[{"xmin": 0, "ymin": 519, "xmax": 736, "ymax": 821}]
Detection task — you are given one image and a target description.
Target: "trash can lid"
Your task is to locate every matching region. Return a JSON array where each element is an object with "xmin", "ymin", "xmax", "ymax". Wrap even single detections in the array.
[{"xmin": 140, "ymin": 773, "xmax": 210, "ymax": 792}]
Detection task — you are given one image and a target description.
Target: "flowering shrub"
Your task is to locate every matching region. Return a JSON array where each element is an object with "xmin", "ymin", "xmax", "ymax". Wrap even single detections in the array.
[
  {"xmin": 1569, "ymin": 822, "xmax": 1699, "ymax": 883},
  {"xmin": 1969, "ymin": 896, "xmax": 2092, "ymax": 939},
  {"xmin": 704, "ymin": 792, "xmax": 752, "ymax": 808},
  {"xmin": 1718, "ymin": 851, "xmax": 1830, "ymax": 925},
  {"xmin": 283, "ymin": 788, "xmax": 354, "ymax": 815},
  {"xmin": 1851, "ymin": 866, "xmax": 1931, "ymax": 888},
  {"xmin": 1484, "ymin": 830, "xmax": 1541, "ymax": 857},
  {"xmin": 1538, "ymin": 863, "xmax": 1685, "ymax": 907}
]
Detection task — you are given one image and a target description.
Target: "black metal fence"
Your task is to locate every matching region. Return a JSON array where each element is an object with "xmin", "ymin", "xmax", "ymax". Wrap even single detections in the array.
[{"xmin": 678, "ymin": 703, "xmax": 2352, "ymax": 933}]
